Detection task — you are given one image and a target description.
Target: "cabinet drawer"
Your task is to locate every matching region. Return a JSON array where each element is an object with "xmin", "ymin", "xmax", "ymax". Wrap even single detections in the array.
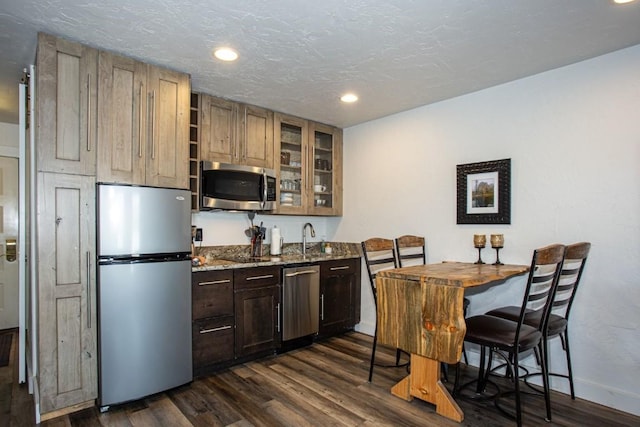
[
  {"xmin": 192, "ymin": 270, "xmax": 234, "ymax": 319},
  {"xmin": 192, "ymin": 316, "xmax": 235, "ymax": 367},
  {"xmin": 234, "ymin": 266, "xmax": 281, "ymax": 290},
  {"xmin": 320, "ymin": 258, "xmax": 357, "ymax": 276}
]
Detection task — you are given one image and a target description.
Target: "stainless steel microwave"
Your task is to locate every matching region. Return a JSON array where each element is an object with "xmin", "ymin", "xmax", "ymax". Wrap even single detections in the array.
[{"xmin": 200, "ymin": 161, "xmax": 276, "ymax": 211}]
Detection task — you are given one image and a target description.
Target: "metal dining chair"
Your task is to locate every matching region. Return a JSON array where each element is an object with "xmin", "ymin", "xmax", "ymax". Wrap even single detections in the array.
[
  {"xmin": 487, "ymin": 242, "xmax": 590, "ymax": 413},
  {"xmin": 361, "ymin": 237, "xmax": 407, "ymax": 382},
  {"xmin": 454, "ymin": 244, "xmax": 566, "ymax": 427},
  {"xmin": 394, "ymin": 235, "xmax": 427, "ymax": 267}
]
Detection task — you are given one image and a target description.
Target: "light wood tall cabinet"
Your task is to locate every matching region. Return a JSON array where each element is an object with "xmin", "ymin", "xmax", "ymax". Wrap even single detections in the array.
[
  {"xmin": 34, "ymin": 32, "xmax": 190, "ymax": 419},
  {"xmin": 275, "ymin": 114, "xmax": 343, "ymax": 216},
  {"xmin": 36, "ymin": 172, "xmax": 97, "ymax": 416},
  {"xmin": 97, "ymin": 51, "xmax": 190, "ymax": 189},
  {"xmin": 200, "ymin": 94, "xmax": 274, "ymax": 168},
  {"xmin": 35, "ymin": 33, "xmax": 99, "ymax": 419},
  {"xmin": 36, "ymin": 33, "xmax": 97, "ymax": 175}
]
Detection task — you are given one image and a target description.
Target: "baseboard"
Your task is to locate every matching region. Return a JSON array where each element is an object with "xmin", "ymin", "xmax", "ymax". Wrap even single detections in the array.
[
  {"xmin": 355, "ymin": 323, "xmax": 639, "ymax": 417},
  {"xmin": 40, "ymin": 400, "xmax": 95, "ymax": 422},
  {"xmin": 464, "ymin": 348, "xmax": 640, "ymax": 417},
  {"xmin": 354, "ymin": 321, "xmax": 375, "ymax": 336},
  {"xmin": 574, "ymin": 377, "xmax": 640, "ymax": 417}
]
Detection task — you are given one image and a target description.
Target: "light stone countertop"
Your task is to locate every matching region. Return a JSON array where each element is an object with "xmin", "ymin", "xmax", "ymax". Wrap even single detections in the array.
[{"xmin": 191, "ymin": 242, "xmax": 361, "ymax": 272}]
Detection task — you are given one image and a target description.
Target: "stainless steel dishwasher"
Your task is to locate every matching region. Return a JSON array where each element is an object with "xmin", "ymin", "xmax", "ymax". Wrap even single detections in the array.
[{"xmin": 282, "ymin": 265, "xmax": 320, "ymax": 341}]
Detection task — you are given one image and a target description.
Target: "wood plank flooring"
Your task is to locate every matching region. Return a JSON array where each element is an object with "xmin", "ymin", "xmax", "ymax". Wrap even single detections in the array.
[{"xmin": 2, "ymin": 330, "xmax": 638, "ymax": 426}]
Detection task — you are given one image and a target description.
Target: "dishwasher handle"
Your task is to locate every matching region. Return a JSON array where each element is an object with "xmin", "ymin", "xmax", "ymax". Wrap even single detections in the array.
[{"xmin": 284, "ymin": 269, "xmax": 317, "ymax": 277}]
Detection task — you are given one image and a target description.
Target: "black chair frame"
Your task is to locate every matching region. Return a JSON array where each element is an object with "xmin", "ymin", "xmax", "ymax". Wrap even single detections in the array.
[
  {"xmin": 454, "ymin": 244, "xmax": 566, "ymax": 427},
  {"xmin": 361, "ymin": 238, "xmax": 409, "ymax": 382}
]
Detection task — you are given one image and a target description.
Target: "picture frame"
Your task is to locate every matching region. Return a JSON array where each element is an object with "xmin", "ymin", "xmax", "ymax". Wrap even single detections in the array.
[{"xmin": 456, "ymin": 158, "xmax": 511, "ymax": 224}]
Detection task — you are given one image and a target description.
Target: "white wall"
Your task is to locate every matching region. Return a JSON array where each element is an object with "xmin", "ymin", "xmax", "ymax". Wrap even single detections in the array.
[
  {"xmin": 0, "ymin": 122, "xmax": 19, "ymax": 157},
  {"xmin": 336, "ymin": 45, "xmax": 640, "ymax": 415},
  {"xmin": 191, "ymin": 210, "xmax": 335, "ymax": 249}
]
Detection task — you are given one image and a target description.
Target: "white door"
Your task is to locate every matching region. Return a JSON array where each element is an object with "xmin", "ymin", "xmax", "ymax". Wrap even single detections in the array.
[{"xmin": 0, "ymin": 156, "xmax": 19, "ymax": 330}]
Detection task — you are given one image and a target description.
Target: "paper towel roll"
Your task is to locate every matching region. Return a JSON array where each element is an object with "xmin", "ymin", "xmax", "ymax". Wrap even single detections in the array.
[{"xmin": 270, "ymin": 226, "xmax": 282, "ymax": 255}]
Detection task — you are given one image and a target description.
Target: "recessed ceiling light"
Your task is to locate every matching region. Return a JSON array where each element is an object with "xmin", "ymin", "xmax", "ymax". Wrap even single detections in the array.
[
  {"xmin": 340, "ymin": 93, "xmax": 358, "ymax": 103},
  {"xmin": 214, "ymin": 47, "xmax": 238, "ymax": 61},
  {"xmin": 613, "ymin": 0, "xmax": 636, "ymax": 4}
]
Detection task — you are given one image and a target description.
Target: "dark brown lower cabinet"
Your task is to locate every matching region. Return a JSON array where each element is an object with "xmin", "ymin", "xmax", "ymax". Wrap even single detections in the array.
[
  {"xmin": 192, "ymin": 316, "xmax": 234, "ymax": 367},
  {"xmin": 192, "ymin": 270, "xmax": 234, "ymax": 374},
  {"xmin": 234, "ymin": 266, "xmax": 282, "ymax": 358},
  {"xmin": 192, "ymin": 259, "xmax": 360, "ymax": 374},
  {"xmin": 318, "ymin": 258, "xmax": 361, "ymax": 338}
]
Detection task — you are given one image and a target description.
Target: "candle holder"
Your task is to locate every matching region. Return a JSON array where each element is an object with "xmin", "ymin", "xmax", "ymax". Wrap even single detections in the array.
[
  {"xmin": 473, "ymin": 234, "xmax": 486, "ymax": 264},
  {"xmin": 491, "ymin": 234, "xmax": 504, "ymax": 265}
]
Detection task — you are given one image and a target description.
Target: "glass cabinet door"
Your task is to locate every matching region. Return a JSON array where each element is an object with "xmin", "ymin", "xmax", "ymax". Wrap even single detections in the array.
[
  {"xmin": 275, "ymin": 114, "xmax": 308, "ymax": 213},
  {"xmin": 310, "ymin": 122, "xmax": 342, "ymax": 215},
  {"xmin": 275, "ymin": 115, "xmax": 342, "ymax": 216},
  {"xmin": 312, "ymin": 130, "xmax": 333, "ymax": 210}
]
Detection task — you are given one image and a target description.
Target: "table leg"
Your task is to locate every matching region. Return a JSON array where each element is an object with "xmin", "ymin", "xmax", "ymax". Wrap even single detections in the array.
[{"xmin": 390, "ymin": 353, "xmax": 464, "ymax": 422}]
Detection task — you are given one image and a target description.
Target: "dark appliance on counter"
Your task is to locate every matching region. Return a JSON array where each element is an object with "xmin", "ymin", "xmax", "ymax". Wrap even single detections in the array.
[
  {"xmin": 97, "ymin": 183, "xmax": 192, "ymax": 411},
  {"xmin": 200, "ymin": 161, "xmax": 276, "ymax": 211},
  {"xmin": 281, "ymin": 265, "xmax": 320, "ymax": 349}
]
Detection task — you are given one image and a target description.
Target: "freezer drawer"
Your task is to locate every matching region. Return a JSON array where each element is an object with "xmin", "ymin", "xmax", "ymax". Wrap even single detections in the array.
[{"xmin": 98, "ymin": 259, "xmax": 192, "ymax": 407}]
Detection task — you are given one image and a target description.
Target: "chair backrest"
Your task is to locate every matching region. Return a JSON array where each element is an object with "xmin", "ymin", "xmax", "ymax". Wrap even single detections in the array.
[
  {"xmin": 361, "ymin": 238, "xmax": 398, "ymax": 305},
  {"xmin": 552, "ymin": 242, "xmax": 591, "ymax": 321},
  {"xmin": 395, "ymin": 235, "xmax": 426, "ymax": 267},
  {"xmin": 516, "ymin": 244, "xmax": 566, "ymax": 339}
]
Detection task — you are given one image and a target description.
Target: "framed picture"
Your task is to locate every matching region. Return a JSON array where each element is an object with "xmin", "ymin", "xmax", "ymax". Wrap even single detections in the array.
[{"xmin": 456, "ymin": 158, "xmax": 511, "ymax": 224}]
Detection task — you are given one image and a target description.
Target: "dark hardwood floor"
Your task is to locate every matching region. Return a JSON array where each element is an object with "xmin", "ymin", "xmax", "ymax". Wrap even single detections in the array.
[{"xmin": 2, "ymin": 329, "xmax": 638, "ymax": 426}]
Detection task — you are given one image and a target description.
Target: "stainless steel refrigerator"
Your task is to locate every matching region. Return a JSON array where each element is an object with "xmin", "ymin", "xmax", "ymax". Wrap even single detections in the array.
[{"xmin": 97, "ymin": 183, "xmax": 192, "ymax": 410}]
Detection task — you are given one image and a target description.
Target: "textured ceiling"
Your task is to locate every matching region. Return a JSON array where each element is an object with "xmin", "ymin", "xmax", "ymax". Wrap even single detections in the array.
[{"xmin": 1, "ymin": 0, "xmax": 639, "ymax": 127}]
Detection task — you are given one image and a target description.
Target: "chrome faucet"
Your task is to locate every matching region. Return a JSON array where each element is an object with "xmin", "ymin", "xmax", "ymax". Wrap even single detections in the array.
[{"xmin": 302, "ymin": 222, "xmax": 315, "ymax": 256}]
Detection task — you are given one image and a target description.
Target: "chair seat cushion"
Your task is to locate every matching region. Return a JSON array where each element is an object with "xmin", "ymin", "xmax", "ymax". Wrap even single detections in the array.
[
  {"xmin": 465, "ymin": 315, "xmax": 542, "ymax": 352},
  {"xmin": 487, "ymin": 306, "xmax": 568, "ymax": 336},
  {"xmin": 486, "ymin": 305, "xmax": 521, "ymax": 322},
  {"xmin": 547, "ymin": 314, "xmax": 568, "ymax": 336}
]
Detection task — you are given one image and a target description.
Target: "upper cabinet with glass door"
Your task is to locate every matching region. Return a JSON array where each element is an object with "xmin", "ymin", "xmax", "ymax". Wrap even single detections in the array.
[
  {"xmin": 274, "ymin": 113, "xmax": 308, "ymax": 214},
  {"xmin": 274, "ymin": 115, "xmax": 342, "ymax": 216},
  {"xmin": 309, "ymin": 122, "xmax": 342, "ymax": 216}
]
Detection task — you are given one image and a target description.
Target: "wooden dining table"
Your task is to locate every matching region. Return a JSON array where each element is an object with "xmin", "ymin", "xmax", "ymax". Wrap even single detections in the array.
[{"xmin": 375, "ymin": 262, "xmax": 529, "ymax": 422}]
